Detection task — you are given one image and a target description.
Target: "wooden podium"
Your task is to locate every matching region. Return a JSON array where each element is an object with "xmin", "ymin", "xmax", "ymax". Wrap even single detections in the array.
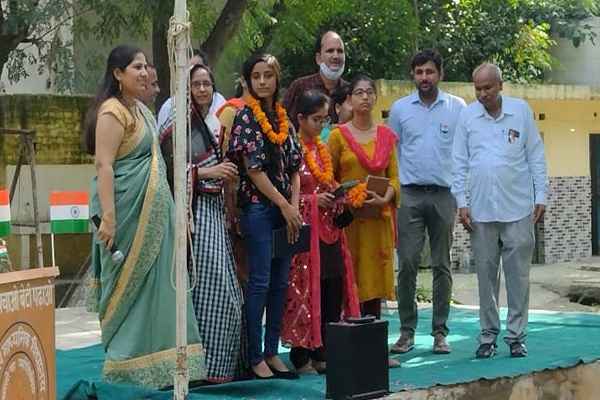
[{"xmin": 0, "ymin": 267, "xmax": 59, "ymax": 400}]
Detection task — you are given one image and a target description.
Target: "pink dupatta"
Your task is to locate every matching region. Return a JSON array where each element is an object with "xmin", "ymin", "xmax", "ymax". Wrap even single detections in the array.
[{"xmin": 338, "ymin": 124, "xmax": 397, "ymax": 173}]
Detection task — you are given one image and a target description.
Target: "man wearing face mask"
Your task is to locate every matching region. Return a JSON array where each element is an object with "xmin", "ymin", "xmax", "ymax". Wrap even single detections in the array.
[{"xmin": 283, "ymin": 30, "xmax": 347, "ymax": 130}]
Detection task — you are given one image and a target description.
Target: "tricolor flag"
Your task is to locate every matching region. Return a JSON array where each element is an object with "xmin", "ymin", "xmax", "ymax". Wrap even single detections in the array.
[
  {"xmin": 49, "ymin": 192, "xmax": 89, "ymax": 234},
  {"xmin": 0, "ymin": 190, "xmax": 10, "ymax": 237}
]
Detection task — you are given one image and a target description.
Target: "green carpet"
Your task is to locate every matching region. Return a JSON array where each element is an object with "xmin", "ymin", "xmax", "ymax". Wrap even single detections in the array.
[{"xmin": 59, "ymin": 306, "xmax": 600, "ymax": 399}]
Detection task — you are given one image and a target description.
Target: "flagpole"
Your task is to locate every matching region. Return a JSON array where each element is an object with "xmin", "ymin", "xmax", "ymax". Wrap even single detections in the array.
[{"xmin": 172, "ymin": 0, "xmax": 190, "ymax": 398}]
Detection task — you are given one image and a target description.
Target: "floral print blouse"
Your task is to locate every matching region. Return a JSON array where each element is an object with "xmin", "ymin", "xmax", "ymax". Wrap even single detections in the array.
[{"xmin": 227, "ymin": 106, "xmax": 302, "ymax": 208}]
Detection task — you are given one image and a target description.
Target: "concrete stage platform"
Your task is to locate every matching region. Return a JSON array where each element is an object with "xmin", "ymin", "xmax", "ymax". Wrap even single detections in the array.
[{"xmin": 56, "ymin": 305, "xmax": 600, "ymax": 400}]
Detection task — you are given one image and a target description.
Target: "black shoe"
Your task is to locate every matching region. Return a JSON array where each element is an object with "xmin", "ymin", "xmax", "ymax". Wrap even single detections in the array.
[
  {"xmin": 509, "ymin": 342, "xmax": 528, "ymax": 358},
  {"xmin": 251, "ymin": 365, "xmax": 275, "ymax": 380},
  {"xmin": 475, "ymin": 343, "xmax": 497, "ymax": 359},
  {"xmin": 252, "ymin": 370, "xmax": 275, "ymax": 380},
  {"xmin": 268, "ymin": 365, "xmax": 299, "ymax": 380}
]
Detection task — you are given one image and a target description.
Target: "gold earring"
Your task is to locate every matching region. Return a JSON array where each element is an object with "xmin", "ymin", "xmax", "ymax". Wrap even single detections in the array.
[{"xmin": 118, "ymin": 80, "xmax": 122, "ymax": 93}]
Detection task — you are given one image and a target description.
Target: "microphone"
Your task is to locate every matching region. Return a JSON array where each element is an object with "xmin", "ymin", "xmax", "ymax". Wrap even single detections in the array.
[{"xmin": 91, "ymin": 215, "xmax": 125, "ymax": 264}]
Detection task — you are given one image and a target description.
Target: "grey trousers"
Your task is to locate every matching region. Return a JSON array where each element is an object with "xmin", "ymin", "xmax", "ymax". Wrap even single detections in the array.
[
  {"xmin": 396, "ymin": 187, "xmax": 456, "ymax": 337},
  {"xmin": 471, "ymin": 216, "xmax": 535, "ymax": 345}
]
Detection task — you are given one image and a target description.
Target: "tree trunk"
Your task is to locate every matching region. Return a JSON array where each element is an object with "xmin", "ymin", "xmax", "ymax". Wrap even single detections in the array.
[
  {"xmin": 201, "ymin": 0, "xmax": 250, "ymax": 66},
  {"xmin": 0, "ymin": 46, "xmax": 11, "ymax": 84},
  {"xmin": 152, "ymin": 0, "xmax": 173, "ymax": 110}
]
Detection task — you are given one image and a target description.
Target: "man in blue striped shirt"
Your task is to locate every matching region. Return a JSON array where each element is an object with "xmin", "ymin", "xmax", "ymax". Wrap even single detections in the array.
[
  {"xmin": 451, "ymin": 63, "xmax": 548, "ymax": 359},
  {"xmin": 388, "ymin": 49, "xmax": 466, "ymax": 355}
]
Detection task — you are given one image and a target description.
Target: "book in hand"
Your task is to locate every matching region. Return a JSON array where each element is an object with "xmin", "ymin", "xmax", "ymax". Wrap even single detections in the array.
[
  {"xmin": 272, "ymin": 224, "xmax": 311, "ymax": 259},
  {"xmin": 353, "ymin": 175, "xmax": 390, "ymax": 219}
]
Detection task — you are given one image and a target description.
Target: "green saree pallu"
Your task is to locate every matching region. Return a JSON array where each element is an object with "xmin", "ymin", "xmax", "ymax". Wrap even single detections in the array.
[{"xmin": 88, "ymin": 100, "xmax": 206, "ymax": 389}]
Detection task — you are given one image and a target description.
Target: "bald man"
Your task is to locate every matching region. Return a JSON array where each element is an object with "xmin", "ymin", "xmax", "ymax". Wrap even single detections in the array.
[
  {"xmin": 283, "ymin": 30, "xmax": 347, "ymax": 130},
  {"xmin": 451, "ymin": 63, "xmax": 547, "ymax": 359}
]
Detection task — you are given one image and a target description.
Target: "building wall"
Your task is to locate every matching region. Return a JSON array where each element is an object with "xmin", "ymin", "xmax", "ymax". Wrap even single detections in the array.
[
  {"xmin": 375, "ymin": 80, "xmax": 599, "ymax": 265},
  {"xmin": 547, "ymin": 17, "xmax": 600, "ymax": 86},
  {"xmin": 0, "ymin": 94, "xmax": 93, "ymax": 273}
]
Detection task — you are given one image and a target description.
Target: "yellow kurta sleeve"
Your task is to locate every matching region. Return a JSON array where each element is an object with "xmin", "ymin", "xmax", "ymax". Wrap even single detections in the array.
[
  {"xmin": 218, "ymin": 105, "xmax": 237, "ymax": 154},
  {"xmin": 386, "ymin": 145, "xmax": 400, "ymax": 208},
  {"xmin": 327, "ymin": 127, "xmax": 343, "ymax": 182}
]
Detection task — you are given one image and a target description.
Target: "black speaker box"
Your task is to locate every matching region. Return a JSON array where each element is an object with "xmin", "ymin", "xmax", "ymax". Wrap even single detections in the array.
[{"xmin": 325, "ymin": 319, "xmax": 389, "ymax": 400}]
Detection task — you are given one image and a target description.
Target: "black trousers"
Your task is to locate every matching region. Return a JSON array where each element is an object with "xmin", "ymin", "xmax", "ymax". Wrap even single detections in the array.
[{"xmin": 290, "ymin": 276, "xmax": 343, "ymax": 368}]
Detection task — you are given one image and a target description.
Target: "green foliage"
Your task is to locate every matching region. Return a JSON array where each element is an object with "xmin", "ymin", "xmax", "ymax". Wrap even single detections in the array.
[
  {"xmin": 416, "ymin": 0, "xmax": 598, "ymax": 82},
  {"xmin": 265, "ymin": 0, "xmax": 418, "ymax": 85},
  {"xmin": 2, "ymin": 0, "xmax": 598, "ymax": 94},
  {"xmin": 1, "ymin": 0, "xmax": 74, "ymax": 84}
]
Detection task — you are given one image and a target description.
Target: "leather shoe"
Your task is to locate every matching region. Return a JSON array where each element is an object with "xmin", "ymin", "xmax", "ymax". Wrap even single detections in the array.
[
  {"xmin": 390, "ymin": 333, "xmax": 414, "ymax": 354},
  {"xmin": 475, "ymin": 343, "xmax": 497, "ymax": 359},
  {"xmin": 433, "ymin": 333, "xmax": 451, "ymax": 354},
  {"xmin": 509, "ymin": 342, "xmax": 528, "ymax": 358}
]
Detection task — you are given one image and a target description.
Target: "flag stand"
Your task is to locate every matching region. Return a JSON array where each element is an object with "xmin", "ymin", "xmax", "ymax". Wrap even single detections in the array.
[{"xmin": 0, "ymin": 127, "xmax": 44, "ymax": 268}]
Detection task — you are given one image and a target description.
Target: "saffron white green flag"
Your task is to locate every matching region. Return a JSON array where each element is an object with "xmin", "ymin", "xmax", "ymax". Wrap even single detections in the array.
[
  {"xmin": 0, "ymin": 190, "xmax": 10, "ymax": 237},
  {"xmin": 49, "ymin": 192, "xmax": 89, "ymax": 234}
]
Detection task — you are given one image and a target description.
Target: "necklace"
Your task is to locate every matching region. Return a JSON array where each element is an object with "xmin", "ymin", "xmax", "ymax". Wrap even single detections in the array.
[
  {"xmin": 247, "ymin": 96, "xmax": 289, "ymax": 145},
  {"xmin": 301, "ymin": 136, "xmax": 334, "ymax": 185}
]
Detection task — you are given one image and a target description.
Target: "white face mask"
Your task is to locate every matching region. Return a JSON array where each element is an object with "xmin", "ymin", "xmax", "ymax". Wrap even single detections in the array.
[{"xmin": 319, "ymin": 62, "xmax": 345, "ymax": 81}]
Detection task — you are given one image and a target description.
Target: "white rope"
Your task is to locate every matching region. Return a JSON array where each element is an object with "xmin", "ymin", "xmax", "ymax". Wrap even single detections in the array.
[{"xmin": 167, "ymin": 13, "xmax": 197, "ymax": 293}]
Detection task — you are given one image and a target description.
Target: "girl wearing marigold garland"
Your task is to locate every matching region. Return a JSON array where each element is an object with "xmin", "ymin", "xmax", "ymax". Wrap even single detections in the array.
[
  {"xmin": 281, "ymin": 90, "xmax": 360, "ymax": 374},
  {"xmin": 328, "ymin": 74, "xmax": 400, "ymax": 320},
  {"xmin": 227, "ymin": 54, "xmax": 303, "ymax": 380}
]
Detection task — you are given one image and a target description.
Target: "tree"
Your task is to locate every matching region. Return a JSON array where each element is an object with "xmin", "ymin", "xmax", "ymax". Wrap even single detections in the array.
[
  {"xmin": 0, "ymin": 0, "xmax": 76, "ymax": 87},
  {"xmin": 1, "ymin": 0, "xmax": 250, "ymax": 99},
  {"xmin": 222, "ymin": 0, "xmax": 418, "ymax": 87},
  {"xmin": 415, "ymin": 0, "xmax": 599, "ymax": 82},
  {"xmin": 75, "ymin": 0, "xmax": 249, "ymax": 105}
]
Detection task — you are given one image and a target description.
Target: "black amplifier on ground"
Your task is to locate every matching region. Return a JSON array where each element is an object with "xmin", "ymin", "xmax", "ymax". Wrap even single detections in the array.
[{"xmin": 325, "ymin": 318, "xmax": 389, "ymax": 400}]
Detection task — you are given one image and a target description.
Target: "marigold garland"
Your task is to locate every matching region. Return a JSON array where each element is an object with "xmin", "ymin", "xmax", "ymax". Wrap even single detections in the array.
[
  {"xmin": 301, "ymin": 137, "xmax": 334, "ymax": 186},
  {"xmin": 347, "ymin": 182, "xmax": 368, "ymax": 208},
  {"xmin": 247, "ymin": 96, "xmax": 289, "ymax": 145}
]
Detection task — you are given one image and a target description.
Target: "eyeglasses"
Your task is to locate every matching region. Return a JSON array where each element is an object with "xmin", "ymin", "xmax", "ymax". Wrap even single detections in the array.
[
  {"xmin": 310, "ymin": 116, "xmax": 331, "ymax": 126},
  {"xmin": 191, "ymin": 81, "xmax": 212, "ymax": 90},
  {"xmin": 352, "ymin": 89, "xmax": 376, "ymax": 97}
]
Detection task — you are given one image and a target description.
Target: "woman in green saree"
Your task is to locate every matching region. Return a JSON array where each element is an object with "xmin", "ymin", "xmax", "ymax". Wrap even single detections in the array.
[{"xmin": 83, "ymin": 45, "xmax": 205, "ymax": 389}]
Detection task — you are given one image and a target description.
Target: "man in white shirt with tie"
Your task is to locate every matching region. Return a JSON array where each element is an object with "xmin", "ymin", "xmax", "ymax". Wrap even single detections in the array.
[{"xmin": 452, "ymin": 63, "xmax": 548, "ymax": 359}]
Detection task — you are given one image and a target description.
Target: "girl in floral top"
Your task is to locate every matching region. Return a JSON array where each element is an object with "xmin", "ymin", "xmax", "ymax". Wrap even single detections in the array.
[{"xmin": 227, "ymin": 54, "xmax": 302, "ymax": 380}]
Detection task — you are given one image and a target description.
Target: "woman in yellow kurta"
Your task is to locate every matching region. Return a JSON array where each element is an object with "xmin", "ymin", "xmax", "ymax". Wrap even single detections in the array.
[{"xmin": 328, "ymin": 74, "xmax": 399, "ymax": 319}]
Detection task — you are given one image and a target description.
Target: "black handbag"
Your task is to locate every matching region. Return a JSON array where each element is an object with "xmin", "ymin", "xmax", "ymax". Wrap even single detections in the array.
[{"xmin": 333, "ymin": 208, "xmax": 354, "ymax": 229}]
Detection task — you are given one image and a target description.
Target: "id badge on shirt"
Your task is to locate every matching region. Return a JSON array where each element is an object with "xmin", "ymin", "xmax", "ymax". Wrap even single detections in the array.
[
  {"xmin": 508, "ymin": 128, "xmax": 520, "ymax": 144},
  {"xmin": 440, "ymin": 123, "xmax": 450, "ymax": 136}
]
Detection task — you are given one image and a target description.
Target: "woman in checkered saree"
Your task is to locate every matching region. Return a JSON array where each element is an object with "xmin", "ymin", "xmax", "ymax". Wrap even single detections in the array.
[{"xmin": 160, "ymin": 64, "xmax": 246, "ymax": 383}]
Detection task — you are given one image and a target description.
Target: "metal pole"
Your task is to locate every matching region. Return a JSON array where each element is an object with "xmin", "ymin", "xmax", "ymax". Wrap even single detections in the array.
[{"xmin": 172, "ymin": 0, "xmax": 190, "ymax": 398}]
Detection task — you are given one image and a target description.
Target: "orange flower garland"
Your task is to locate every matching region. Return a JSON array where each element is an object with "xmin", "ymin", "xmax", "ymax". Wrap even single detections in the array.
[
  {"xmin": 347, "ymin": 182, "xmax": 368, "ymax": 208},
  {"xmin": 247, "ymin": 96, "xmax": 289, "ymax": 145},
  {"xmin": 301, "ymin": 138, "xmax": 334, "ymax": 186}
]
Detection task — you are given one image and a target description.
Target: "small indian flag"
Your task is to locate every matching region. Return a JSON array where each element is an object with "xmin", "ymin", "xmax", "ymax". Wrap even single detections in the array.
[
  {"xmin": 49, "ymin": 191, "xmax": 89, "ymax": 234},
  {"xmin": 0, "ymin": 190, "xmax": 10, "ymax": 237}
]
